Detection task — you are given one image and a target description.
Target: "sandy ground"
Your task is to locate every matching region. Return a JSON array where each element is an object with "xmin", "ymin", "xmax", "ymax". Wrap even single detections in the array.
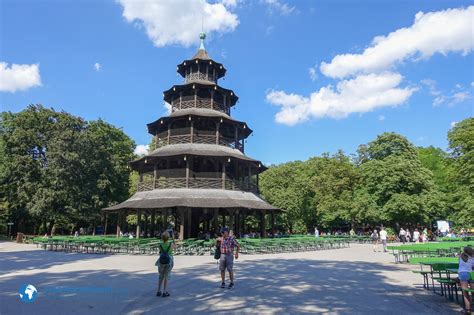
[{"xmin": 0, "ymin": 241, "xmax": 460, "ymax": 315}]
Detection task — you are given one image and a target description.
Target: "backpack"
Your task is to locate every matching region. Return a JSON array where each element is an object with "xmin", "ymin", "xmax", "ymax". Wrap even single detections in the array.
[
  {"xmin": 159, "ymin": 242, "xmax": 172, "ymax": 265},
  {"xmin": 214, "ymin": 241, "xmax": 221, "ymax": 260}
]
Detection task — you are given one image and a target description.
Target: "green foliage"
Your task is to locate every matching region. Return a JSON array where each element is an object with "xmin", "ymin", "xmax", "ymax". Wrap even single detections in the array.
[
  {"xmin": 0, "ymin": 105, "xmax": 135, "ymax": 234},
  {"xmin": 261, "ymin": 123, "xmax": 473, "ymax": 231}
]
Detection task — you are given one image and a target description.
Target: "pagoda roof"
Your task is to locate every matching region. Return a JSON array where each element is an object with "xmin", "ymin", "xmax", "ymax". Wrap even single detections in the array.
[
  {"xmin": 147, "ymin": 108, "xmax": 252, "ymax": 137},
  {"xmin": 192, "ymin": 48, "xmax": 211, "ymax": 60},
  {"xmin": 130, "ymin": 143, "xmax": 266, "ymax": 170},
  {"xmin": 103, "ymin": 188, "xmax": 280, "ymax": 211}
]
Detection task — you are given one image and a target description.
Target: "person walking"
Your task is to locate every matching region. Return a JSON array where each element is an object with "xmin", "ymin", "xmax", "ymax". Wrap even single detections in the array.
[
  {"xmin": 217, "ymin": 227, "xmax": 240, "ymax": 289},
  {"xmin": 458, "ymin": 246, "xmax": 474, "ymax": 315},
  {"xmin": 399, "ymin": 228, "xmax": 407, "ymax": 244},
  {"xmin": 155, "ymin": 231, "xmax": 176, "ymax": 297},
  {"xmin": 413, "ymin": 229, "xmax": 420, "ymax": 243},
  {"xmin": 314, "ymin": 227, "xmax": 319, "ymax": 238},
  {"xmin": 371, "ymin": 229, "xmax": 379, "ymax": 252},
  {"xmin": 379, "ymin": 227, "xmax": 388, "ymax": 252},
  {"xmin": 406, "ymin": 229, "xmax": 411, "ymax": 243}
]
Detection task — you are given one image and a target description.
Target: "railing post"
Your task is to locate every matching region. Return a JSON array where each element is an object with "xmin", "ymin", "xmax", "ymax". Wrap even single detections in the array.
[
  {"xmin": 222, "ymin": 160, "xmax": 226, "ymax": 189},
  {"xmin": 154, "ymin": 164, "xmax": 158, "ymax": 189},
  {"xmin": 210, "ymin": 90, "xmax": 214, "ymax": 110},
  {"xmin": 194, "ymin": 88, "xmax": 197, "ymax": 108},
  {"xmin": 186, "ymin": 157, "xmax": 189, "ymax": 188},
  {"xmin": 167, "ymin": 123, "xmax": 171, "ymax": 144}
]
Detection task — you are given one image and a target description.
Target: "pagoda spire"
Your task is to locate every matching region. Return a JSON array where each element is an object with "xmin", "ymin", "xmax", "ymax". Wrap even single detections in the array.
[{"xmin": 199, "ymin": 32, "xmax": 206, "ymax": 50}]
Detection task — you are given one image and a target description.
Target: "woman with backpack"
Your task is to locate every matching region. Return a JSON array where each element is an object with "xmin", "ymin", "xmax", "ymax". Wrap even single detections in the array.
[{"xmin": 155, "ymin": 231, "xmax": 176, "ymax": 297}]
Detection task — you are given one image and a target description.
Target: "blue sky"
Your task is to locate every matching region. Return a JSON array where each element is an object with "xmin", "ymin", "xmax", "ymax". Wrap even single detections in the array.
[{"xmin": 1, "ymin": 0, "xmax": 473, "ymax": 165}]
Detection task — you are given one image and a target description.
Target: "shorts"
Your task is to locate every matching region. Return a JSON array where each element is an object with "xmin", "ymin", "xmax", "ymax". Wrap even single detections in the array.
[
  {"xmin": 459, "ymin": 272, "xmax": 471, "ymax": 282},
  {"xmin": 219, "ymin": 253, "xmax": 234, "ymax": 272},
  {"xmin": 158, "ymin": 256, "xmax": 174, "ymax": 280}
]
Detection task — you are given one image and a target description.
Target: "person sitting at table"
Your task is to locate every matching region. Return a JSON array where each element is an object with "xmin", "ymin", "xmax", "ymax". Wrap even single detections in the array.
[{"xmin": 459, "ymin": 246, "xmax": 474, "ymax": 315}]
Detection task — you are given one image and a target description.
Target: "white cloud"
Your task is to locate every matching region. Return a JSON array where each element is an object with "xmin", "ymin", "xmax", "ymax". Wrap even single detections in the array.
[
  {"xmin": 263, "ymin": 0, "xmax": 295, "ymax": 15},
  {"xmin": 266, "ymin": 72, "xmax": 416, "ymax": 125},
  {"xmin": 118, "ymin": 0, "xmax": 239, "ymax": 48},
  {"xmin": 471, "ymin": 81, "xmax": 474, "ymax": 87},
  {"xmin": 378, "ymin": 115, "xmax": 386, "ymax": 121},
  {"xmin": 320, "ymin": 6, "xmax": 474, "ymax": 79},
  {"xmin": 451, "ymin": 121, "xmax": 458, "ymax": 128},
  {"xmin": 421, "ymin": 78, "xmax": 472, "ymax": 106},
  {"xmin": 308, "ymin": 66, "xmax": 318, "ymax": 81},
  {"xmin": 220, "ymin": 0, "xmax": 238, "ymax": 7},
  {"xmin": 0, "ymin": 62, "xmax": 42, "ymax": 93},
  {"xmin": 451, "ymin": 91, "xmax": 471, "ymax": 105},
  {"xmin": 94, "ymin": 62, "xmax": 102, "ymax": 72},
  {"xmin": 134, "ymin": 144, "xmax": 149, "ymax": 156}
]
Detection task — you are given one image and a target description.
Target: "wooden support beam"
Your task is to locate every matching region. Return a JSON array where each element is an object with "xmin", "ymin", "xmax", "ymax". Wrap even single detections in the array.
[
  {"xmin": 179, "ymin": 208, "xmax": 185, "ymax": 241},
  {"xmin": 271, "ymin": 210, "xmax": 275, "ymax": 237},
  {"xmin": 221, "ymin": 160, "xmax": 226, "ymax": 189},
  {"xmin": 116, "ymin": 212, "xmax": 121, "ymax": 238},
  {"xmin": 136, "ymin": 210, "xmax": 142, "ymax": 238},
  {"xmin": 151, "ymin": 209, "xmax": 156, "ymax": 237},
  {"xmin": 260, "ymin": 210, "xmax": 266, "ymax": 238},
  {"xmin": 215, "ymin": 122, "xmax": 220, "ymax": 145},
  {"xmin": 186, "ymin": 208, "xmax": 192, "ymax": 239}
]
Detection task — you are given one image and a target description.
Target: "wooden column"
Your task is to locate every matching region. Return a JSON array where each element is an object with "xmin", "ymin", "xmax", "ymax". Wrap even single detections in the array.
[
  {"xmin": 151, "ymin": 210, "xmax": 156, "ymax": 238},
  {"xmin": 221, "ymin": 160, "xmax": 226, "ymax": 189},
  {"xmin": 222, "ymin": 214, "xmax": 226, "ymax": 227},
  {"xmin": 178, "ymin": 208, "xmax": 184, "ymax": 240},
  {"xmin": 216, "ymin": 122, "xmax": 220, "ymax": 145},
  {"xmin": 210, "ymin": 90, "xmax": 215, "ymax": 109},
  {"xmin": 248, "ymin": 166, "xmax": 252, "ymax": 190},
  {"xmin": 194, "ymin": 89, "xmax": 197, "ymax": 108},
  {"xmin": 260, "ymin": 210, "xmax": 266, "ymax": 238},
  {"xmin": 271, "ymin": 210, "xmax": 275, "ymax": 237},
  {"xmin": 242, "ymin": 212, "xmax": 246, "ymax": 235},
  {"xmin": 154, "ymin": 164, "xmax": 158, "ymax": 189},
  {"xmin": 213, "ymin": 208, "xmax": 219, "ymax": 232},
  {"xmin": 116, "ymin": 212, "xmax": 121, "ymax": 238},
  {"xmin": 104, "ymin": 213, "xmax": 108, "ymax": 236},
  {"xmin": 167, "ymin": 123, "xmax": 171, "ymax": 144},
  {"xmin": 185, "ymin": 157, "xmax": 189, "ymax": 188},
  {"xmin": 186, "ymin": 208, "xmax": 192, "ymax": 239},
  {"xmin": 234, "ymin": 126, "xmax": 238, "ymax": 148},
  {"xmin": 179, "ymin": 91, "xmax": 182, "ymax": 110},
  {"xmin": 190, "ymin": 119, "xmax": 194, "ymax": 143},
  {"xmin": 136, "ymin": 210, "xmax": 142, "ymax": 238},
  {"xmin": 162, "ymin": 210, "xmax": 168, "ymax": 231}
]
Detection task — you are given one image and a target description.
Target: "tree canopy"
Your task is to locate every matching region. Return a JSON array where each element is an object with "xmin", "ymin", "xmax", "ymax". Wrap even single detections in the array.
[{"xmin": 0, "ymin": 105, "xmax": 135, "ymax": 235}]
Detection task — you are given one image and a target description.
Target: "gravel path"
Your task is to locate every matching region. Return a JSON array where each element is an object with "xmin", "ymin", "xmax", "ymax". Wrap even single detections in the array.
[{"xmin": 0, "ymin": 241, "xmax": 460, "ymax": 314}]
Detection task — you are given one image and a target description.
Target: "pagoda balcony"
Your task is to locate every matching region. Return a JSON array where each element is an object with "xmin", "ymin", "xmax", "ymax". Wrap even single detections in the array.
[
  {"xmin": 156, "ymin": 134, "xmax": 244, "ymax": 152},
  {"xmin": 185, "ymin": 72, "xmax": 216, "ymax": 83},
  {"xmin": 137, "ymin": 177, "xmax": 259, "ymax": 194},
  {"xmin": 170, "ymin": 96, "xmax": 230, "ymax": 115}
]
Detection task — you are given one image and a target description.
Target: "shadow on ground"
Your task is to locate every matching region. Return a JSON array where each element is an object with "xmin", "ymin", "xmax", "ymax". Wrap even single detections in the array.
[{"xmin": 0, "ymin": 255, "xmax": 458, "ymax": 315}]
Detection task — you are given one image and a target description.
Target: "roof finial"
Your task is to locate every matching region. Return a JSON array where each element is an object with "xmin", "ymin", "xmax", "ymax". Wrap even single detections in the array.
[{"xmin": 199, "ymin": 32, "xmax": 206, "ymax": 50}]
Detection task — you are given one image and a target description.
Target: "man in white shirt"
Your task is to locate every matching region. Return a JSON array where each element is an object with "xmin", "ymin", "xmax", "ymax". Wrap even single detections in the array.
[
  {"xmin": 379, "ymin": 227, "xmax": 388, "ymax": 252},
  {"xmin": 314, "ymin": 227, "xmax": 319, "ymax": 238}
]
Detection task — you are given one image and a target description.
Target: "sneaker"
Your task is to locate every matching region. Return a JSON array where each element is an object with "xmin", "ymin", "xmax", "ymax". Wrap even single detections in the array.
[
  {"xmin": 162, "ymin": 292, "xmax": 170, "ymax": 297},
  {"xmin": 156, "ymin": 291, "xmax": 162, "ymax": 297},
  {"xmin": 228, "ymin": 282, "xmax": 234, "ymax": 289},
  {"xmin": 220, "ymin": 282, "xmax": 226, "ymax": 289}
]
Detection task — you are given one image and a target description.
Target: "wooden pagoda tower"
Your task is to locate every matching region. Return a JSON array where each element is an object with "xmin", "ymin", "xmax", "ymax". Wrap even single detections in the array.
[{"xmin": 104, "ymin": 33, "xmax": 279, "ymax": 239}]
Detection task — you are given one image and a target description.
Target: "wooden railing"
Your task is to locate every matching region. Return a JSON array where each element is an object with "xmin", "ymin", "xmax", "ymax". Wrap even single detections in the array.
[
  {"xmin": 137, "ymin": 177, "xmax": 258, "ymax": 194},
  {"xmin": 185, "ymin": 72, "xmax": 215, "ymax": 83},
  {"xmin": 171, "ymin": 97, "xmax": 230, "ymax": 114},
  {"xmin": 156, "ymin": 134, "xmax": 243, "ymax": 152}
]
